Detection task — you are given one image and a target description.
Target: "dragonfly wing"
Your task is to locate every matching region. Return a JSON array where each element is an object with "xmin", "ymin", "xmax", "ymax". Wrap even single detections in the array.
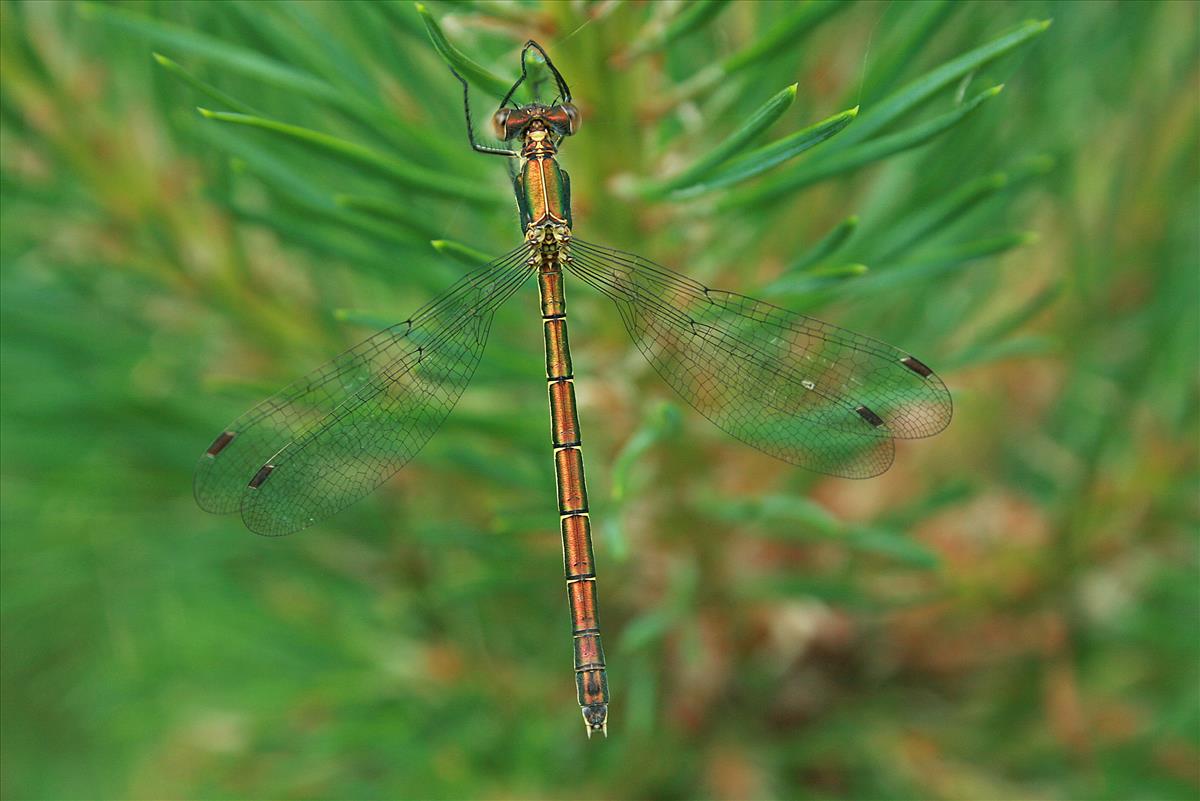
[
  {"xmin": 567, "ymin": 239, "xmax": 951, "ymax": 478},
  {"xmin": 194, "ymin": 245, "xmax": 534, "ymax": 535}
]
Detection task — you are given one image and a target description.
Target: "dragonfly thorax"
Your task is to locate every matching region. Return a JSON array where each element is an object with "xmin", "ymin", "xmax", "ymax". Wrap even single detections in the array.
[
  {"xmin": 522, "ymin": 126, "xmax": 558, "ymax": 160},
  {"xmin": 517, "ymin": 131, "xmax": 571, "ymax": 230},
  {"xmin": 526, "ymin": 223, "xmax": 570, "ymax": 247}
]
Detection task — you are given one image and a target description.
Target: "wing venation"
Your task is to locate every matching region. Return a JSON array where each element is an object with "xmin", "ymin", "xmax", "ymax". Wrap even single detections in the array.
[
  {"xmin": 193, "ymin": 245, "xmax": 533, "ymax": 534},
  {"xmin": 567, "ymin": 239, "xmax": 951, "ymax": 478}
]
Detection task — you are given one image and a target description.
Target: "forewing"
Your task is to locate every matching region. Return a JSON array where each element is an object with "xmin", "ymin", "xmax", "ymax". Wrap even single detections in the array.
[
  {"xmin": 194, "ymin": 245, "xmax": 533, "ymax": 534},
  {"xmin": 568, "ymin": 239, "xmax": 951, "ymax": 478}
]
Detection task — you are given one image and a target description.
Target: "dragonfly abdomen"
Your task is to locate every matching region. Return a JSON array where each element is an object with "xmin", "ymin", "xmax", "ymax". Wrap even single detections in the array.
[{"xmin": 532, "ymin": 225, "xmax": 608, "ymax": 736}]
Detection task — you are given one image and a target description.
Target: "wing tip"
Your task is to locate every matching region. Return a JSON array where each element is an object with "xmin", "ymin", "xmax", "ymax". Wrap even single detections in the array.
[
  {"xmin": 835, "ymin": 438, "xmax": 896, "ymax": 480},
  {"xmin": 889, "ymin": 354, "xmax": 955, "ymax": 440}
]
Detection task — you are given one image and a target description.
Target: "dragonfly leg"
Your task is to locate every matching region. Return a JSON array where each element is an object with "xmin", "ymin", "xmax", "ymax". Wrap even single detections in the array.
[
  {"xmin": 501, "ymin": 40, "xmax": 573, "ymax": 109},
  {"xmin": 446, "ymin": 65, "xmax": 519, "ymax": 157},
  {"xmin": 535, "ymin": 225, "xmax": 609, "ymax": 737}
]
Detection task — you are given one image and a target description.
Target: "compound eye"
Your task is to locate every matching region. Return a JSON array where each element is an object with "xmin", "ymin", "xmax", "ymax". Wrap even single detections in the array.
[
  {"xmin": 491, "ymin": 108, "xmax": 511, "ymax": 140},
  {"xmin": 559, "ymin": 103, "xmax": 580, "ymax": 135},
  {"xmin": 543, "ymin": 103, "xmax": 580, "ymax": 136}
]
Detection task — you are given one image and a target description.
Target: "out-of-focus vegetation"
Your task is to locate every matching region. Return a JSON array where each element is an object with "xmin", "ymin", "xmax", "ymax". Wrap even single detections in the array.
[{"xmin": 1, "ymin": 1, "xmax": 1197, "ymax": 798}]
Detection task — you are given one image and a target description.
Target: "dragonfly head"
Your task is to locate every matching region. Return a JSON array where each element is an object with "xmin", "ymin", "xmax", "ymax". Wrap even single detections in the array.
[{"xmin": 492, "ymin": 102, "xmax": 581, "ymax": 142}]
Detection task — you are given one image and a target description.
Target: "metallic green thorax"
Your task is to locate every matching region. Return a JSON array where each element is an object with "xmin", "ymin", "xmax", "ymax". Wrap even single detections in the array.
[{"xmin": 515, "ymin": 129, "xmax": 572, "ymax": 231}]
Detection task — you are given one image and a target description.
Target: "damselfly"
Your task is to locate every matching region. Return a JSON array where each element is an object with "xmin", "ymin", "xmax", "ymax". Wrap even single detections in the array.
[{"xmin": 194, "ymin": 41, "xmax": 952, "ymax": 737}]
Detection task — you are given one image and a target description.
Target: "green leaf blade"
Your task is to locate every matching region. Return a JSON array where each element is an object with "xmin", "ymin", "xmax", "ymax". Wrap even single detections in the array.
[
  {"xmin": 664, "ymin": 0, "xmax": 847, "ymax": 106},
  {"xmin": 721, "ymin": 85, "xmax": 1003, "ymax": 209},
  {"xmin": 677, "ymin": 106, "xmax": 859, "ymax": 198},
  {"xmin": 852, "ymin": 0, "xmax": 957, "ymax": 107},
  {"xmin": 415, "ymin": 3, "xmax": 512, "ymax": 98},
  {"xmin": 197, "ymin": 109, "xmax": 496, "ymax": 205},
  {"xmin": 788, "ymin": 214, "xmax": 860, "ymax": 272},
  {"xmin": 334, "ymin": 194, "xmax": 441, "ymax": 239},
  {"xmin": 765, "ymin": 262, "xmax": 868, "ymax": 297},
  {"xmin": 618, "ymin": 0, "xmax": 731, "ymax": 63},
  {"xmin": 721, "ymin": 0, "xmax": 847, "ymax": 75},
  {"xmin": 637, "ymin": 84, "xmax": 798, "ymax": 198},
  {"xmin": 611, "ymin": 403, "xmax": 682, "ymax": 501},
  {"xmin": 834, "ymin": 18, "xmax": 1051, "ymax": 150},
  {"xmin": 874, "ymin": 171, "xmax": 1009, "ymax": 262},
  {"xmin": 152, "ymin": 53, "xmax": 257, "ymax": 115},
  {"xmin": 859, "ymin": 230, "xmax": 1037, "ymax": 292},
  {"xmin": 82, "ymin": 3, "xmax": 345, "ymax": 107},
  {"xmin": 846, "ymin": 526, "xmax": 941, "ymax": 569},
  {"xmin": 429, "ymin": 239, "xmax": 495, "ymax": 268}
]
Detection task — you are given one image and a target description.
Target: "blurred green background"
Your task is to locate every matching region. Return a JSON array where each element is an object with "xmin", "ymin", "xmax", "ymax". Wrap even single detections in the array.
[{"xmin": 2, "ymin": 1, "xmax": 1197, "ymax": 799}]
